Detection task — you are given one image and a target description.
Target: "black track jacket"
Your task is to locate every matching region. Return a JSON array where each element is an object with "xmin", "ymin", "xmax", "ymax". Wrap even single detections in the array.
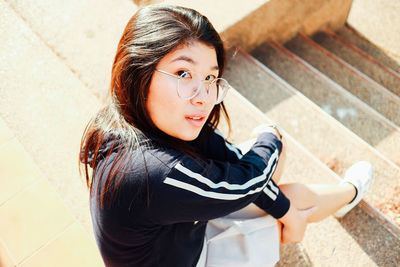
[{"xmin": 89, "ymin": 129, "xmax": 290, "ymax": 267}]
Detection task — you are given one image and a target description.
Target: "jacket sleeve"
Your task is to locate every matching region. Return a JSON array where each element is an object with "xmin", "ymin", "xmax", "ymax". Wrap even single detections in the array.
[
  {"xmin": 143, "ymin": 132, "xmax": 290, "ymax": 225},
  {"xmin": 202, "ymin": 129, "xmax": 244, "ymax": 162}
]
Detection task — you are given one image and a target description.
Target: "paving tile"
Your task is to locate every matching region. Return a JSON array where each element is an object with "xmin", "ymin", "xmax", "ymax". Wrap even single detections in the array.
[
  {"xmin": 0, "ymin": 179, "xmax": 75, "ymax": 263},
  {"xmin": 0, "ymin": 117, "xmax": 14, "ymax": 146},
  {"xmin": 20, "ymin": 222, "xmax": 103, "ymax": 267},
  {"xmin": 0, "ymin": 139, "xmax": 41, "ymax": 205},
  {"xmin": 0, "ymin": 239, "xmax": 16, "ymax": 267},
  {"xmin": 6, "ymin": 0, "xmax": 138, "ymax": 99},
  {"xmin": 0, "ymin": 1, "xmax": 101, "ymax": 233}
]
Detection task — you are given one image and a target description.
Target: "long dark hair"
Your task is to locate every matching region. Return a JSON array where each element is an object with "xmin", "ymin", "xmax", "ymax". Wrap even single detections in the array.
[{"xmin": 79, "ymin": 4, "xmax": 231, "ymax": 207}]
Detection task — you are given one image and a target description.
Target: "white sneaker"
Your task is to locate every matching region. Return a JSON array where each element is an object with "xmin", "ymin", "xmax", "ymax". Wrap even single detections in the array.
[{"xmin": 334, "ymin": 161, "xmax": 374, "ymax": 218}]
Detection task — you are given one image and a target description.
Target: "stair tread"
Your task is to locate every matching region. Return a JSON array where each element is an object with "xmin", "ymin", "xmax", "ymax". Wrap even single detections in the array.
[
  {"xmin": 224, "ymin": 49, "xmax": 400, "ymax": 226},
  {"xmin": 336, "ymin": 24, "xmax": 400, "ymax": 74},
  {"xmin": 284, "ymin": 34, "xmax": 400, "ymax": 127},
  {"xmin": 346, "ymin": 0, "xmax": 400, "ymax": 70},
  {"xmin": 251, "ymin": 41, "xmax": 400, "ymax": 167},
  {"xmin": 311, "ymin": 30, "xmax": 400, "ymax": 97}
]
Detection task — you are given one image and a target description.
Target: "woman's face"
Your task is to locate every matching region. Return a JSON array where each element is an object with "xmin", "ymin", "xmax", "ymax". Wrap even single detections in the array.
[{"xmin": 147, "ymin": 41, "xmax": 219, "ymax": 141}]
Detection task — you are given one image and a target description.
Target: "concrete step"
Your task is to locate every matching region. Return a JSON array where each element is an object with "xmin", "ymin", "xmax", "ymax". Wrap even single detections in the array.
[
  {"xmin": 1, "ymin": 0, "xmax": 101, "ymax": 235},
  {"xmin": 284, "ymin": 34, "xmax": 400, "ymax": 127},
  {"xmin": 335, "ymin": 24, "xmax": 400, "ymax": 74},
  {"xmin": 165, "ymin": 0, "xmax": 352, "ymax": 52},
  {"xmin": 346, "ymin": 0, "xmax": 400, "ymax": 68},
  {"xmin": 311, "ymin": 29, "xmax": 400, "ymax": 98},
  {"xmin": 220, "ymin": 88, "xmax": 400, "ymax": 266},
  {"xmin": 251, "ymin": 41, "xmax": 400, "ymax": 167},
  {"xmin": 224, "ymin": 48, "xmax": 400, "ymax": 235},
  {"xmin": 6, "ymin": 0, "xmax": 138, "ymax": 100}
]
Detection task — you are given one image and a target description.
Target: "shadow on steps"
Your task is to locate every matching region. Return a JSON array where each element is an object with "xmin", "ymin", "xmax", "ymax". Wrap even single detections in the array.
[
  {"xmin": 277, "ymin": 243, "xmax": 313, "ymax": 266},
  {"xmin": 337, "ymin": 24, "xmax": 400, "ymax": 75},
  {"xmin": 276, "ymin": 206, "xmax": 400, "ymax": 266},
  {"xmin": 338, "ymin": 206, "xmax": 400, "ymax": 266}
]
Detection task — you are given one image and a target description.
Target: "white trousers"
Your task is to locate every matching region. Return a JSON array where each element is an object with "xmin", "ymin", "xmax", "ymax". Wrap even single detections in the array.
[{"xmin": 197, "ymin": 204, "xmax": 280, "ymax": 267}]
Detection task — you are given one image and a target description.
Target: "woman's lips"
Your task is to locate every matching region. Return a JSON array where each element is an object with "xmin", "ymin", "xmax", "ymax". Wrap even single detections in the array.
[{"xmin": 185, "ymin": 115, "xmax": 206, "ymax": 127}]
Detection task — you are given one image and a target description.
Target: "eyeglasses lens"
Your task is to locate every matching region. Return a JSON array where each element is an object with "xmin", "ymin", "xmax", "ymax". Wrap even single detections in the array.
[{"xmin": 177, "ymin": 71, "xmax": 229, "ymax": 104}]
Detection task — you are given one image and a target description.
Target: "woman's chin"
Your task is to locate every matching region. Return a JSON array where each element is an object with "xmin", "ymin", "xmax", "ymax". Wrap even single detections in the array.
[
  {"xmin": 179, "ymin": 133, "xmax": 201, "ymax": 141},
  {"xmin": 173, "ymin": 129, "xmax": 202, "ymax": 141}
]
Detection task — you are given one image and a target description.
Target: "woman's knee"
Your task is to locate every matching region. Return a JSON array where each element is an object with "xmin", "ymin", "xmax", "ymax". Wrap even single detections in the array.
[{"xmin": 280, "ymin": 183, "xmax": 316, "ymax": 210}]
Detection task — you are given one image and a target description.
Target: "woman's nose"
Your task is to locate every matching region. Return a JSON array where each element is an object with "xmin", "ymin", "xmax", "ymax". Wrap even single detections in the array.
[{"xmin": 191, "ymin": 83, "xmax": 208, "ymax": 105}]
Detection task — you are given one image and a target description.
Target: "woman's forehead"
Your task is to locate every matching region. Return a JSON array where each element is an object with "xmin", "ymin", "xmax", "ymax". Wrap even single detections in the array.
[{"xmin": 161, "ymin": 41, "xmax": 218, "ymax": 70}]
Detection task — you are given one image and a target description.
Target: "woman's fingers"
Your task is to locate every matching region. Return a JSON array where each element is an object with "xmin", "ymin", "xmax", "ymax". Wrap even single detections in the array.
[
  {"xmin": 279, "ymin": 205, "xmax": 317, "ymax": 244},
  {"xmin": 251, "ymin": 124, "xmax": 281, "ymax": 140}
]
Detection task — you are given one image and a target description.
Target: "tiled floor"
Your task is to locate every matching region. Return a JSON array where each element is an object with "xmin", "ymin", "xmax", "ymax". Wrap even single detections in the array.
[
  {"xmin": 0, "ymin": 117, "xmax": 103, "ymax": 267},
  {"xmin": 0, "ymin": 139, "xmax": 41, "ymax": 206},
  {"xmin": 0, "ymin": 239, "xmax": 15, "ymax": 267},
  {"xmin": 20, "ymin": 222, "xmax": 103, "ymax": 267},
  {"xmin": 0, "ymin": 118, "xmax": 14, "ymax": 146}
]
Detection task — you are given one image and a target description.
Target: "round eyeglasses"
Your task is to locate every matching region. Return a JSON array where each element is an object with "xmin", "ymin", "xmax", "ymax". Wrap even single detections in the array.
[{"xmin": 155, "ymin": 69, "xmax": 230, "ymax": 104}]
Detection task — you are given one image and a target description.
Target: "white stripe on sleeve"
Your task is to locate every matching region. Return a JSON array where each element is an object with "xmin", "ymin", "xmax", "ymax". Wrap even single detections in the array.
[
  {"xmin": 214, "ymin": 129, "xmax": 243, "ymax": 159},
  {"xmin": 225, "ymin": 142, "xmax": 243, "ymax": 159},
  {"xmin": 263, "ymin": 187, "xmax": 277, "ymax": 201},
  {"xmin": 262, "ymin": 165, "xmax": 279, "ymax": 200},
  {"xmin": 267, "ymin": 180, "xmax": 279, "ymax": 195},
  {"xmin": 164, "ymin": 177, "xmax": 266, "ymax": 200},
  {"xmin": 174, "ymin": 149, "xmax": 279, "ymax": 191},
  {"xmin": 164, "ymin": 148, "xmax": 280, "ymax": 202}
]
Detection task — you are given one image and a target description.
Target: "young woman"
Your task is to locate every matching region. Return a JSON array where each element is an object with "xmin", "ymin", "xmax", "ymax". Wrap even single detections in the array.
[{"xmin": 79, "ymin": 4, "xmax": 373, "ymax": 267}]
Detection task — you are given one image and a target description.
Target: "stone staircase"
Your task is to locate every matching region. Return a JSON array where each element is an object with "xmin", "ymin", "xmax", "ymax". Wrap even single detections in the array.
[
  {"xmin": 222, "ymin": 38, "xmax": 400, "ymax": 265},
  {"xmin": 1, "ymin": 0, "xmax": 399, "ymax": 266}
]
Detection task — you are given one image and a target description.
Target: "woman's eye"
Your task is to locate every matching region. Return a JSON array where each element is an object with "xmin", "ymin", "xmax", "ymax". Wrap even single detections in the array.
[
  {"xmin": 177, "ymin": 70, "xmax": 191, "ymax": 78},
  {"xmin": 205, "ymin": 74, "xmax": 216, "ymax": 81}
]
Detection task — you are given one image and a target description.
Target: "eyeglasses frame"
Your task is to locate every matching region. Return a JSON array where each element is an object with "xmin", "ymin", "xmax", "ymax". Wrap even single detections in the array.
[{"xmin": 154, "ymin": 69, "xmax": 229, "ymax": 104}]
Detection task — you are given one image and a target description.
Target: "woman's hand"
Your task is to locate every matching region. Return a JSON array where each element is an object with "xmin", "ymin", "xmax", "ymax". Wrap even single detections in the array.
[
  {"xmin": 278, "ymin": 204, "xmax": 317, "ymax": 244},
  {"xmin": 251, "ymin": 124, "xmax": 282, "ymax": 141}
]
